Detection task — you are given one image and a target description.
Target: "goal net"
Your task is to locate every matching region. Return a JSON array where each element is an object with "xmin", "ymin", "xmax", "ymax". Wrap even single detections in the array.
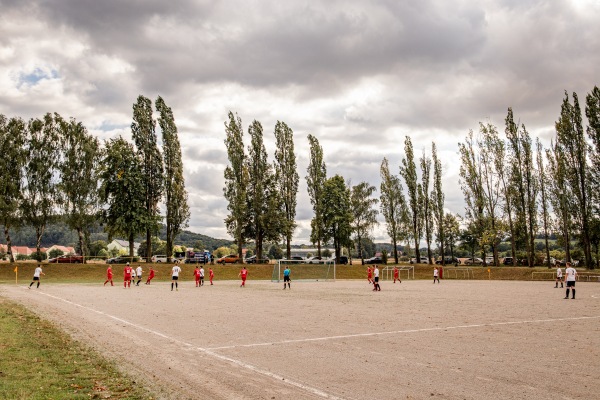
[{"xmin": 272, "ymin": 259, "xmax": 336, "ymax": 282}]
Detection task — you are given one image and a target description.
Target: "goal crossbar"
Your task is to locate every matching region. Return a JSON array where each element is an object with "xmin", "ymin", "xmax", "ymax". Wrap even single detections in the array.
[{"xmin": 381, "ymin": 266, "xmax": 414, "ymax": 280}]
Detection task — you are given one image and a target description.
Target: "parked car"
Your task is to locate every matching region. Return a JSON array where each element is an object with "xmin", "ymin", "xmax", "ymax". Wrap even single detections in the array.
[
  {"xmin": 306, "ymin": 256, "xmax": 332, "ymax": 264},
  {"xmin": 245, "ymin": 255, "xmax": 269, "ymax": 264},
  {"xmin": 106, "ymin": 256, "xmax": 138, "ymax": 264},
  {"xmin": 463, "ymin": 257, "xmax": 483, "ymax": 265},
  {"xmin": 288, "ymin": 256, "xmax": 305, "ymax": 263},
  {"xmin": 339, "ymin": 255, "xmax": 349, "ymax": 265},
  {"xmin": 484, "ymin": 256, "xmax": 495, "ymax": 265},
  {"xmin": 48, "ymin": 255, "xmax": 83, "ymax": 263},
  {"xmin": 502, "ymin": 257, "xmax": 514, "ymax": 265},
  {"xmin": 217, "ymin": 254, "xmax": 241, "ymax": 264},
  {"xmin": 151, "ymin": 255, "xmax": 168, "ymax": 263},
  {"xmin": 435, "ymin": 257, "xmax": 460, "ymax": 265},
  {"xmin": 410, "ymin": 257, "xmax": 430, "ymax": 264},
  {"xmin": 365, "ymin": 256, "xmax": 383, "ymax": 264}
]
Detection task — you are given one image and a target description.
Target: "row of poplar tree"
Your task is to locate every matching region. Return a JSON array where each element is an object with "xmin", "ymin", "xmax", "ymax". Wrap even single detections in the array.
[
  {"xmin": 457, "ymin": 87, "xmax": 600, "ymax": 269},
  {"xmin": 223, "ymin": 85, "xmax": 600, "ymax": 269},
  {"xmin": 0, "ymin": 95, "xmax": 190, "ymax": 263}
]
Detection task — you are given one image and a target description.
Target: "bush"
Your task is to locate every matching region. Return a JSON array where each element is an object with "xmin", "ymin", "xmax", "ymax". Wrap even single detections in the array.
[
  {"xmin": 48, "ymin": 249, "xmax": 64, "ymax": 259},
  {"xmin": 381, "ymin": 252, "xmax": 388, "ymax": 264},
  {"xmin": 97, "ymin": 249, "xmax": 109, "ymax": 259},
  {"xmin": 30, "ymin": 251, "xmax": 47, "ymax": 261},
  {"xmin": 16, "ymin": 254, "xmax": 29, "ymax": 261}
]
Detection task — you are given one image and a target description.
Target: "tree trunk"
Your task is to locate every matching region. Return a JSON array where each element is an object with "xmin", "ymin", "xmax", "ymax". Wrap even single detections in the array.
[
  {"xmin": 286, "ymin": 234, "xmax": 291, "ymax": 260},
  {"xmin": 77, "ymin": 227, "xmax": 85, "ymax": 264},
  {"xmin": 129, "ymin": 233, "xmax": 135, "ymax": 258},
  {"xmin": 317, "ymin": 240, "xmax": 321, "ymax": 258},
  {"xmin": 35, "ymin": 225, "xmax": 44, "ymax": 261},
  {"xmin": 393, "ymin": 237, "xmax": 399, "ymax": 264},
  {"xmin": 4, "ymin": 225, "xmax": 14, "ymax": 263},
  {"xmin": 166, "ymin": 220, "xmax": 173, "ymax": 263},
  {"xmin": 146, "ymin": 228, "xmax": 152, "ymax": 263}
]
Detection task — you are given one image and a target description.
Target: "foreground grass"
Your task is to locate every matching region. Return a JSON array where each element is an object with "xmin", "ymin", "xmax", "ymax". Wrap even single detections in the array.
[
  {"xmin": 0, "ymin": 298, "xmax": 153, "ymax": 399},
  {"xmin": 0, "ymin": 261, "xmax": 589, "ymax": 284}
]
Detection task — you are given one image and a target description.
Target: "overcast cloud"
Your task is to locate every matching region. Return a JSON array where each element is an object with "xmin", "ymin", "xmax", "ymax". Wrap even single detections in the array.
[{"xmin": 1, "ymin": 0, "xmax": 599, "ymax": 243}]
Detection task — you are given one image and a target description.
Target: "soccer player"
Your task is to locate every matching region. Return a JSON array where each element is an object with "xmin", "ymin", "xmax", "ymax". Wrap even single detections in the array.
[
  {"xmin": 433, "ymin": 267, "xmax": 440, "ymax": 284},
  {"xmin": 564, "ymin": 262, "xmax": 577, "ymax": 299},
  {"xmin": 367, "ymin": 266, "xmax": 373, "ymax": 284},
  {"xmin": 29, "ymin": 265, "xmax": 45, "ymax": 289},
  {"xmin": 555, "ymin": 265, "xmax": 563, "ymax": 288},
  {"xmin": 145, "ymin": 267, "xmax": 155, "ymax": 285},
  {"xmin": 193, "ymin": 266, "xmax": 201, "ymax": 287},
  {"xmin": 131, "ymin": 266, "xmax": 137, "ymax": 285},
  {"xmin": 239, "ymin": 266, "xmax": 248, "ymax": 287},
  {"xmin": 209, "ymin": 268, "xmax": 214, "ymax": 285},
  {"xmin": 124, "ymin": 263, "xmax": 133, "ymax": 288},
  {"xmin": 200, "ymin": 266, "xmax": 205, "ymax": 286},
  {"xmin": 393, "ymin": 266, "xmax": 401, "ymax": 283},
  {"xmin": 372, "ymin": 266, "xmax": 381, "ymax": 291},
  {"xmin": 283, "ymin": 266, "xmax": 291, "ymax": 289},
  {"xmin": 136, "ymin": 265, "xmax": 143, "ymax": 286},
  {"xmin": 171, "ymin": 262, "xmax": 181, "ymax": 291},
  {"xmin": 104, "ymin": 265, "xmax": 113, "ymax": 286}
]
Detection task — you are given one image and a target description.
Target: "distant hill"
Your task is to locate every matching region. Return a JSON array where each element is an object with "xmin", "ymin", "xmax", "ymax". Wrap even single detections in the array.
[{"xmin": 3, "ymin": 221, "xmax": 233, "ymax": 251}]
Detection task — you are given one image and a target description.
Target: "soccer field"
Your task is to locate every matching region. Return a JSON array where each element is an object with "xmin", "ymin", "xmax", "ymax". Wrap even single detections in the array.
[{"xmin": 3, "ymin": 279, "xmax": 600, "ymax": 399}]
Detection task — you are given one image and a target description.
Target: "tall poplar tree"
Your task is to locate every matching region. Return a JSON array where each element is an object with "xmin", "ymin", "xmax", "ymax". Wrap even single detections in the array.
[
  {"xmin": 100, "ymin": 137, "xmax": 146, "ymax": 257},
  {"xmin": 274, "ymin": 121, "xmax": 299, "ymax": 259},
  {"xmin": 555, "ymin": 92, "xmax": 592, "ymax": 268},
  {"xmin": 586, "ymin": 87, "xmax": 600, "ymax": 217},
  {"xmin": 223, "ymin": 112, "xmax": 247, "ymax": 260},
  {"xmin": 536, "ymin": 139, "xmax": 552, "ymax": 268},
  {"xmin": 22, "ymin": 113, "xmax": 61, "ymax": 258},
  {"xmin": 380, "ymin": 157, "xmax": 408, "ymax": 264},
  {"xmin": 350, "ymin": 181, "xmax": 378, "ymax": 263},
  {"xmin": 431, "ymin": 143, "xmax": 445, "ymax": 264},
  {"xmin": 400, "ymin": 136, "xmax": 422, "ymax": 262},
  {"xmin": 131, "ymin": 95, "xmax": 164, "ymax": 261},
  {"xmin": 57, "ymin": 116, "xmax": 101, "ymax": 260},
  {"xmin": 420, "ymin": 150, "xmax": 433, "ymax": 264},
  {"xmin": 306, "ymin": 134, "xmax": 327, "ymax": 257},
  {"xmin": 157, "ymin": 96, "xmax": 190, "ymax": 262},
  {"xmin": 0, "ymin": 116, "xmax": 26, "ymax": 262}
]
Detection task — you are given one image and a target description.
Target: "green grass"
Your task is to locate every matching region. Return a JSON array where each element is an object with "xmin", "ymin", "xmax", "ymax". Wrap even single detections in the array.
[
  {"xmin": 0, "ymin": 298, "xmax": 154, "ymax": 399},
  {"xmin": 0, "ymin": 261, "xmax": 582, "ymax": 284}
]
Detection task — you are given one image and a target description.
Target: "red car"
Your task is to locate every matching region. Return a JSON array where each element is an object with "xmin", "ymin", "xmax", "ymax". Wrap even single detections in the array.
[
  {"xmin": 216, "ymin": 254, "xmax": 241, "ymax": 264},
  {"xmin": 48, "ymin": 255, "xmax": 84, "ymax": 263}
]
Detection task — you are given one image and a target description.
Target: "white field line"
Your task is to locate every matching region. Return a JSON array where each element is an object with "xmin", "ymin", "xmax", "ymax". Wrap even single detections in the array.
[
  {"xmin": 207, "ymin": 315, "xmax": 600, "ymax": 350},
  {"xmin": 34, "ymin": 290, "xmax": 347, "ymax": 400}
]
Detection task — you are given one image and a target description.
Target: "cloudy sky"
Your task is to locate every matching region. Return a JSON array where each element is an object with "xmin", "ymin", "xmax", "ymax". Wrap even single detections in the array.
[{"xmin": 1, "ymin": 0, "xmax": 599, "ymax": 243}]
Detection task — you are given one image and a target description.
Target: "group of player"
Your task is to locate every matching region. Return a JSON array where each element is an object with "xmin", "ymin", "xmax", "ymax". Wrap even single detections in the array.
[
  {"xmin": 103, "ymin": 262, "xmax": 217, "ymax": 290},
  {"xmin": 555, "ymin": 262, "xmax": 578, "ymax": 299}
]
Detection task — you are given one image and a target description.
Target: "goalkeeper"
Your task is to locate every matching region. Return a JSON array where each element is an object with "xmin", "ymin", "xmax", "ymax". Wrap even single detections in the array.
[{"xmin": 283, "ymin": 266, "xmax": 291, "ymax": 290}]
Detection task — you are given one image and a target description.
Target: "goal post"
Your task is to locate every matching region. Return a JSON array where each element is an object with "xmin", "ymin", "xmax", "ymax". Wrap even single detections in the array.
[
  {"xmin": 272, "ymin": 259, "xmax": 336, "ymax": 282},
  {"xmin": 381, "ymin": 266, "xmax": 414, "ymax": 280}
]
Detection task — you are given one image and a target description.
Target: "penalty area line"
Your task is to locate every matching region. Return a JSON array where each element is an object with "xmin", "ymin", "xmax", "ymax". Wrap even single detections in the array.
[
  {"xmin": 207, "ymin": 315, "xmax": 600, "ymax": 351},
  {"xmin": 34, "ymin": 291, "xmax": 346, "ymax": 400}
]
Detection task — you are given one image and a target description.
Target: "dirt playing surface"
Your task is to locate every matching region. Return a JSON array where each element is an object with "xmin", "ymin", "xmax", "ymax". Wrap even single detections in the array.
[{"xmin": 2, "ymin": 278, "xmax": 600, "ymax": 399}]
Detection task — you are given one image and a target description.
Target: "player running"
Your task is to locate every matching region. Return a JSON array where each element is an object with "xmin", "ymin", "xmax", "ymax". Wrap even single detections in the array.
[
  {"xmin": 239, "ymin": 266, "xmax": 248, "ymax": 288},
  {"xmin": 145, "ymin": 267, "xmax": 155, "ymax": 285},
  {"xmin": 29, "ymin": 265, "xmax": 45, "ymax": 289},
  {"xmin": 171, "ymin": 262, "xmax": 182, "ymax": 291},
  {"xmin": 367, "ymin": 266, "xmax": 373, "ymax": 284},
  {"xmin": 283, "ymin": 266, "xmax": 291, "ymax": 290},
  {"xmin": 104, "ymin": 265, "xmax": 113, "ymax": 286},
  {"xmin": 433, "ymin": 267, "xmax": 440, "ymax": 284},
  {"xmin": 200, "ymin": 266, "xmax": 205, "ymax": 286},
  {"xmin": 124, "ymin": 263, "xmax": 133, "ymax": 288},
  {"xmin": 372, "ymin": 266, "xmax": 381, "ymax": 291},
  {"xmin": 209, "ymin": 268, "xmax": 214, "ymax": 285},
  {"xmin": 135, "ymin": 266, "xmax": 143, "ymax": 286},
  {"xmin": 393, "ymin": 266, "xmax": 401, "ymax": 283}
]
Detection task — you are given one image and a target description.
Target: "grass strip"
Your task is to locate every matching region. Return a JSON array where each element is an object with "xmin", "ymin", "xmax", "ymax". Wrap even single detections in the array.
[{"xmin": 0, "ymin": 298, "xmax": 154, "ymax": 399}]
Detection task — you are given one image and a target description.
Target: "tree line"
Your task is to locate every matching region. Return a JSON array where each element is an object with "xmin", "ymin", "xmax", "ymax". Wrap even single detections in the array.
[
  {"xmin": 0, "ymin": 95, "xmax": 190, "ymax": 263},
  {"xmin": 224, "ymin": 85, "xmax": 600, "ymax": 269}
]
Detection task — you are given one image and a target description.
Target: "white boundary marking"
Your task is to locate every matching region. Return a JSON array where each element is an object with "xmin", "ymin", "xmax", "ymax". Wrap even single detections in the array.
[{"xmin": 34, "ymin": 291, "xmax": 346, "ymax": 400}]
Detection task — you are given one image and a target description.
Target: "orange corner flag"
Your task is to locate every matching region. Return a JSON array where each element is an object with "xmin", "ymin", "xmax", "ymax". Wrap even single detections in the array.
[{"xmin": 14, "ymin": 266, "xmax": 18, "ymax": 273}]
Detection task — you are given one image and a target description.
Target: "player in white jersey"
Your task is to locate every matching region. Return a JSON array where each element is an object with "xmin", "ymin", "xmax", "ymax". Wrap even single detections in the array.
[
  {"xmin": 564, "ymin": 262, "xmax": 577, "ymax": 299},
  {"xmin": 171, "ymin": 262, "xmax": 182, "ymax": 291},
  {"xmin": 29, "ymin": 265, "xmax": 45, "ymax": 289},
  {"xmin": 555, "ymin": 266, "xmax": 563, "ymax": 288},
  {"xmin": 135, "ymin": 266, "xmax": 143, "ymax": 286}
]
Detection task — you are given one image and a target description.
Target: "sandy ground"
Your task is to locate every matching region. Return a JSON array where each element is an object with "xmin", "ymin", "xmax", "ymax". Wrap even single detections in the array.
[{"xmin": 2, "ymin": 278, "xmax": 600, "ymax": 400}]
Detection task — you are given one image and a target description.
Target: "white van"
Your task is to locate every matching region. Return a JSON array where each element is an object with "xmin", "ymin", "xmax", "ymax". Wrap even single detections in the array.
[{"xmin": 151, "ymin": 255, "xmax": 168, "ymax": 263}]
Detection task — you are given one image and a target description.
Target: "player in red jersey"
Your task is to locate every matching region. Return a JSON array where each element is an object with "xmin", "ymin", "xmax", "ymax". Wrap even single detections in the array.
[
  {"xmin": 209, "ymin": 268, "xmax": 214, "ymax": 285},
  {"xmin": 393, "ymin": 266, "xmax": 401, "ymax": 283},
  {"xmin": 367, "ymin": 266, "xmax": 373, "ymax": 284},
  {"xmin": 104, "ymin": 265, "xmax": 113, "ymax": 286},
  {"xmin": 193, "ymin": 266, "xmax": 201, "ymax": 287},
  {"xmin": 239, "ymin": 266, "xmax": 248, "ymax": 287},
  {"xmin": 145, "ymin": 267, "xmax": 155, "ymax": 284},
  {"xmin": 123, "ymin": 263, "xmax": 132, "ymax": 288}
]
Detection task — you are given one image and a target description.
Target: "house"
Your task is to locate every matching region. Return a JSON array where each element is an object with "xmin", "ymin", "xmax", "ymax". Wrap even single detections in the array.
[
  {"xmin": 107, "ymin": 239, "xmax": 141, "ymax": 254},
  {"xmin": 46, "ymin": 245, "xmax": 76, "ymax": 255}
]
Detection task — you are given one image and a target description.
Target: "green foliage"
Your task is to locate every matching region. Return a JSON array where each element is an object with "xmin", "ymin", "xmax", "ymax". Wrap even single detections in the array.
[
  {"xmin": 48, "ymin": 248, "xmax": 64, "ymax": 259},
  {"xmin": 89, "ymin": 240, "xmax": 108, "ymax": 256},
  {"xmin": 400, "ymin": 136, "xmax": 423, "ymax": 261},
  {"xmin": 379, "ymin": 157, "xmax": 408, "ymax": 263},
  {"xmin": 306, "ymin": 134, "xmax": 327, "ymax": 255},
  {"xmin": 16, "ymin": 254, "xmax": 29, "ymax": 261},
  {"xmin": 321, "ymin": 175, "xmax": 353, "ymax": 262},
  {"xmin": 137, "ymin": 236, "xmax": 166, "ymax": 257},
  {"xmin": 350, "ymin": 181, "xmax": 378, "ymax": 262},
  {"xmin": 30, "ymin": 250, "xmax": 47, "ymax": 261},
  {"xmin": 268, "ymin": 244, "xmax": 284, "ymax": 260},
  {"xmin": 97, "ymin": 248, "xmax": 109, "ymax": 258},
  {"xmin": 214, "ymin": 246, "xmax": 234, "ymax": 258}
]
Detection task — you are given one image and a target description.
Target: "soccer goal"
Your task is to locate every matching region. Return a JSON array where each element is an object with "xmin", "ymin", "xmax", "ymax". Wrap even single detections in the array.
[
  {"xmin": 381, "ymin": 266, "xmax": 414, "ymax": 280},
  {"xmin": 272, "ymin": 259, "xmax": 336, "ymax": 282}
]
